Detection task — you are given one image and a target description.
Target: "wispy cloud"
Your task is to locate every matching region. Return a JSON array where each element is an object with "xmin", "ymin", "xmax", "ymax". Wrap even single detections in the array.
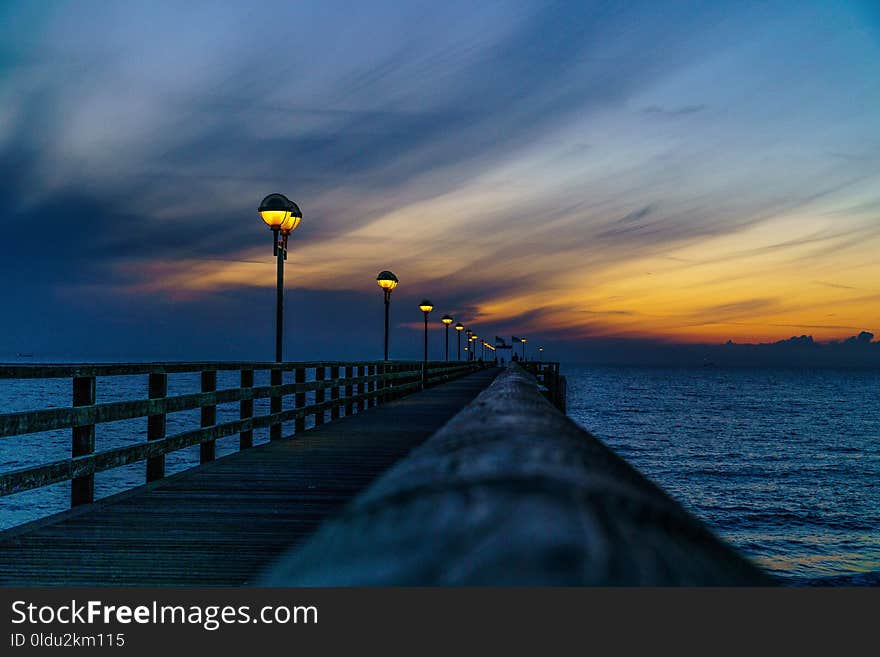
[{"xmin": 0, "ymin": 0, "xmax": 878, "ymax": 357}]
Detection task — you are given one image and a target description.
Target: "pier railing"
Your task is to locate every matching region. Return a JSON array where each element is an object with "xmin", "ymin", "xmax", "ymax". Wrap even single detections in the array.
[
  {"xmin": 0, "ymin": 360, "xmax": 487, "ymax": 508},
  {"xmin": 520, "ymin": 361, "xmax": 566, "ymax": 412}
]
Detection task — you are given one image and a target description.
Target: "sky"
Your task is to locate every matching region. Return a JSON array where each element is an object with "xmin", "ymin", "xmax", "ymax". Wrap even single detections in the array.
[{"xmin": 1, "ymin": 0, "xmax": 878, "ymax": 362}]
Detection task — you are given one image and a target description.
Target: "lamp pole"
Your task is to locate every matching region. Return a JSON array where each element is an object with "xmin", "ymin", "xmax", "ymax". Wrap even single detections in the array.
[
  {"xmin": 275, "ymin": 237, "xmax": 284, "ymax": 362},
  {"xmin": 539, "ymin": 346, "xmax": 544, "ymax": 361},
  {"xmin": 441, "ymin": 315, "xmax": 453, "ymax": 361},
  {"xmin": 465, "ymin": 329, "xmax": 472, "ymax": 361},
  {"xmin": 258, "ymin": 193, "xmax": 302, "ymax": 362},
  {"xmin": 419, "ymin": 300, "xmax": 433, "ymax": 387},
  {"xmin": 376, "ymin": 271, "xmax": 399, "ymax": 360},
  {"xmin": 521, "ymin": 338, "xmax": 526, "ymax": 361},
  {"xmin": 454, "ymin": 323, "xmax": 464, "ymax": 361}
]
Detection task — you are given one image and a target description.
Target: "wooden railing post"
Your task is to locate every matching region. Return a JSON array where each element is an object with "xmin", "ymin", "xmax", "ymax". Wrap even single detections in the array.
[
  {"xmin": 71, "ymin": 375, "xmax": 96, "ymax": 507},
  {"xmin": 200, "ymin": 370, "xmax": 217, "ymax": 462},
  {"xmin": 315, "ymin": 366, "xmax": 326, "ymax": 426},
  {"xmin": 330, "ymin": 365, "xmax": 340, "ymax": 420},
  {"xmin": 358, "ymin": 365, "xmax": 366, "ymax": 411},
  {"xmin": 294, "ymin": 367, "xmax": 306, "ymax": 434},
  {"xmin": 367, "ymin": 365, "xmax": 376, "ymax": 408},
  {"xmin": 270, "ymin": 368, "xmax": 282, "ymax": 441},
  {"xmin": 146, "ymin": 372, "xmax": 167, "ymax": 482},
  {"xmin": 345, "ymin": 365, "xmax": 355, "ymax": 416},
  {"xmin": 240, "ymin": 369, "xmax": 254, "ymax": 450}
]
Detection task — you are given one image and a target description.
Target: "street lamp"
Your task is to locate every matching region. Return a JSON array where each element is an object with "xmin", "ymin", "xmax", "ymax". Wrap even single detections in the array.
[
  {"xmin": 472, "ymin": 334, "xmax": 479, "ymax": 361},
  {"xmin": 465, "ymin": 328, "xmax": 472, "ymax": 361},
  {"xmin": 454, "ymin": 323, "xmax": 464, "ymax": 360},
  {"xmin": 538, "ymin": 346, "xmax": 544, "ymax": 361},
  {"xmin": 376, "ymin": 271, "xmax": 399, "ymax": 360},
  {"xmin": 258, "ymin": 193, "xmax": 302, "ymax": 362},
  {"xmin": 441, "ymin": 315, "xmax": 453, "ymax": 361},
  {"xmin": 419, "ymin": 299, "xmax": 433, "ymax": 385},
  {"xmin": 520, "ymin": 337, "xmax": 527, "ymax": 361}
]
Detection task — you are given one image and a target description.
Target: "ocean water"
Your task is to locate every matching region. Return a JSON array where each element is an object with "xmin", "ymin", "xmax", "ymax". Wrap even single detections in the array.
[{"xmin": 565, "ymin": 365, "xmax": 880, "ymax": 583}]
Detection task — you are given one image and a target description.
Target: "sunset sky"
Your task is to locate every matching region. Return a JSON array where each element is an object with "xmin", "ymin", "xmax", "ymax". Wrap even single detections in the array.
[{"xmin": 1, "ymin": 1, "xmax": 878, "ymax": 360}]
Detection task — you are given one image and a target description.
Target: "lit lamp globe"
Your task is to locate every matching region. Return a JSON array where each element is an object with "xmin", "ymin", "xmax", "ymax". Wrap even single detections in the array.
[
  {"xmin": 258, "ymin": 193, "xmax": 302, "ymax": 233},
  {"xmin": 441, "ymin": 315, "xmax": 453, "ymax": 326},
  {"xmin": 419, "ymin": 300, "xmax": 434, "ymax": 314},
  {"xmin": 454, "ymin": 322, "xmax": 464, "ymax": 332},
  {"xmin": 376, "ymin": 271, "xmax": 399, "ymax": 292}
]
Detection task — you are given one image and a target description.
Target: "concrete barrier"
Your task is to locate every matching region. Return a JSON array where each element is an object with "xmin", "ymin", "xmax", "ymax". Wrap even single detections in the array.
[{"xmin": 261, "ymin": 364, "xmax": 774, "ymax": 585}]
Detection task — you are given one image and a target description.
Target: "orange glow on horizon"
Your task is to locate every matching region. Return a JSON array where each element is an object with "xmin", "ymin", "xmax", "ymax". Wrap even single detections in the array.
[{"xmin": 123, "ymin": 187, "xmax": 880, "ymax": 346}]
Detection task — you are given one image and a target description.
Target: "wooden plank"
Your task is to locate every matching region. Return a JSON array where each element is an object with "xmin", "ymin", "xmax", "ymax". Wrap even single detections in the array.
[
  {"xmin": 239, "ymin": 369, "xmax": 254, "ymax": 450},
  {"xmin": 0, "ymin": 361, "xmax": 413, "ymax": 379},
  {"xmin": 344, "ymin": 366, "xmax": 354, "ymax": 416},
  {"xmin": 146, "ymin": 372, "xmax": 167, "ymax": 482},
  {"xmin": 315, "ymin": 366, "xmax": 326, "ymax": 426},
  {"xmin": 200, "ymin": 370, "xmax": 217, "ymax": 463},
  {"xmin": 70, "ymin": 375, "xmax": 95, "ymax": 506},
  {"xmin": 330, "ymin": 366, "xmax": 340, "ymax": 420},
  {"xmin": 294, "ymin": 367, "xmax": 306, "ymax": 434}
]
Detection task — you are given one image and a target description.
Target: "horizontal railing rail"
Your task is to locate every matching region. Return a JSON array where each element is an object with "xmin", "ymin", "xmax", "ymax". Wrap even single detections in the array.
[{"xmin": 0, "ymin": 360, "xmax": 489, "ymax": 506}]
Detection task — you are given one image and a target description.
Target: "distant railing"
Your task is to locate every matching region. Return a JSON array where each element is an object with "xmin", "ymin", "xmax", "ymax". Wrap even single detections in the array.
[
  {"xmin": 520, "ymin": 361, "xmax": 566, "ymax": 412},
  {"xmin": 0, "ymin": 360, "xmax": 488, "ymax": 508}
]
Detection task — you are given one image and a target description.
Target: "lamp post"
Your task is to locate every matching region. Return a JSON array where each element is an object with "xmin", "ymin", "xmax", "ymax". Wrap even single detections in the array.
[
  {"xmin": 472, "ymin": 334, "xmax": 479, "ymax": 361},
  {"xmin": 454, "ymin": 323, "xmax": 464, "ymax": 360},
  {"xmin": 465, "ymin": 329, "xmax": 472, "ymax": 361},
  {"xmin": 520, "ymin": 337, "xmax": 527, "ymax": 361},
  {"xmin": 441, "ymin": 315, "xmax": 453, "ymax": 361},
  {"xmin": 538, "ymin": 346, "xmax": 544, "ymax": 361},
  {"xmin": 419, "ymin": 299, "xmax": 433, "ymax": 386},
  {"xmin": 258, "ymin": 193, "xmax": 302, "ymax": 362},
  {"xmin": 376, "ymin": 271, "xmax": 399, "ymax": 360}
]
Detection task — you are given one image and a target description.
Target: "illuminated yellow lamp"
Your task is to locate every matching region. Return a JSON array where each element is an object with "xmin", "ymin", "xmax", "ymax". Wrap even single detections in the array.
[
  {"xmin": 279, "ymin": 209, "xmax": 302, "ymax": 234},
  {"xmin": 258, "ymin": 193, "xmax": 301, "ymax": 233},
  {"xmin": 376, "ymin": 270, "xmax": 399, "ymax": 291},
  {"xmin": 441, "ymin": 315, "xmax": 453, "ymax": 325},
  {"xmin": 419, "ymin": 299, "xmax": 434, "ymax": 314},
  {"xmin": 454, "ymin": 322, "xmax": 464, "ymax": 332}
]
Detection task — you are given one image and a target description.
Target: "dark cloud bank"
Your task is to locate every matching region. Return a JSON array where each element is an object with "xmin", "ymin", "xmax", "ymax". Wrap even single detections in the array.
[{"xmin": 559, "ymin": 331, "xmax": 880, "ymax": 369}]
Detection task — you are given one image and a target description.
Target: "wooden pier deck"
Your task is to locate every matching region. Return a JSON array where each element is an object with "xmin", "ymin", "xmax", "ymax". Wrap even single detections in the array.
[{"xmin": 0, "ymin": 368, "xmax": 499, "ymax": 586}]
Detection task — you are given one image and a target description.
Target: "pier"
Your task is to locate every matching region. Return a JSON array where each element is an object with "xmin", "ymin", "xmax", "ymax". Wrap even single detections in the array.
[
  {"xmin": 0, "ymin": 360, "xmax": 771, "ymax": 586},
  {"xmin": 0, "ymin": 361, "xmax": 491, "ymax": 585}
]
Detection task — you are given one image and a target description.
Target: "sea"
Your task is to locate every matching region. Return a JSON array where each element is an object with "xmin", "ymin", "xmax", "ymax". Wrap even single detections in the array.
[
  {"xmin": 565, "ymin": 365, "xmax": 880, "ymax": 584},
  {"xmin": 1, "ymin": 363, "xmax": 878, "ymax": 584}
]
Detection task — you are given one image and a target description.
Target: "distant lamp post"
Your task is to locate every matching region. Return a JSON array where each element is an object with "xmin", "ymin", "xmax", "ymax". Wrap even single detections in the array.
[
  {"xmin": 419, "ymin": 300, "xmax": 433, "ymax": 385},
  {"xmin": 441, "ymin": 315, "xmax": 453, "ymax": 361},
  {"xmin": 472, "ymin": 334, "xmax": 479, "ymax": 361},
  {"xmin": 465, "ymin": 329, "xmax": 473, "ymax": 361},
  {"xmin": 258, "ymin": 193, "xmax": 302, "ymax": 362},
  {"xmin": 538, "ymin": 346, "xmax": 544, "ymax": 361},
  {"xmin": 520, "ymin": 337, "xmax": 527, "ymax": 360},
  {"xmin": 454, "ymin": 323, "xmax": 464, "ymax": 360},
  {"xmin": 376, "ymin": 271, "xmax": 399, "ymax": 360}
]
